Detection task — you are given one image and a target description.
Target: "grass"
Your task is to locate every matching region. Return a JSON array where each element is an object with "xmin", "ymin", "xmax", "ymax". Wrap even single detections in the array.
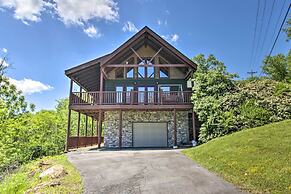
[
  {"xmin": 183, "ymin": 120, "xmax": 291, "ymax": 194},
  {"xmin": 0, "ymin": 155, "xmax": 83, "ymax": 194}
]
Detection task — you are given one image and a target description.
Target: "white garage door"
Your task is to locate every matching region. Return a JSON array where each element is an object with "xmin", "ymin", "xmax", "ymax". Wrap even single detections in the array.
[{"xmin": 133, "ymin": 122, "xmax": 167, "ymax": 147}]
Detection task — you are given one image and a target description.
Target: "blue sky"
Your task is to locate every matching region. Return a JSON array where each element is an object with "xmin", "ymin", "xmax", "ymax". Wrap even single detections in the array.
[{"xmin": 0, "ymin": 0, "xmax": 290, "ymax": 110}]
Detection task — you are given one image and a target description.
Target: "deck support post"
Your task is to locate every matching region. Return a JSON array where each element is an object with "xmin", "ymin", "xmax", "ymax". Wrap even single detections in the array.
[
  {"xmin": 98, "ymin": 110, "xmax": 102, "ymax": 148},
  {"xmin": 77, "ymin": 112, "xmax": 81, "ymax": 148},
  {"xmin": 65, "ymin": 79, "xmax": 73, "ymax": 152},
  {"xmin": 91, "ymin": 117, "xmax": 94, "ymax": 146},
  {"xmin": 119, "ymin": 109, "xmax": 122, "ymax": 149},
  {"xmin": 173, "ymin": 108, "xmax": 177, "ymax": 147},
  {"xmin": 192, "ymin": 112, "xmax": 196, "ymax": 141},
  {"xmin": 77, "ymin": 86, "xmax": 82, "ymax": 148},
  {"xmin": 85, "ymin": 115, "xmax": 88, "ymax": 137}
]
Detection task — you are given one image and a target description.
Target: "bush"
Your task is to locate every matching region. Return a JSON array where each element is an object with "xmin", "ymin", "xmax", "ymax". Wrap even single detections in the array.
[{"xmin": 192, "ymin": 54, "xmax": 291, "ymax": 143}]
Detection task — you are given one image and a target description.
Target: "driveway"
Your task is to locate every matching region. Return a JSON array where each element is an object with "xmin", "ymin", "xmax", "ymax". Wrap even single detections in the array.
[{"xmin": 67, "ymin": 149, "xmax": 245, "ymax": 194}]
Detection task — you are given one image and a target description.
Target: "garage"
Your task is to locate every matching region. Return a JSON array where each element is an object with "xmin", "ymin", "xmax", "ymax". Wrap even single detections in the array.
[{"xmin": 133, "ymin": 122, "xmax": 168, "ymax": 147}]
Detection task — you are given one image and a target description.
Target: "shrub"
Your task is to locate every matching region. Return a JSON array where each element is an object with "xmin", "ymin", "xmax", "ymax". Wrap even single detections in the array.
[{"xmin": 192, "ymin": 54, "xmax": 291, "ymax": 143}]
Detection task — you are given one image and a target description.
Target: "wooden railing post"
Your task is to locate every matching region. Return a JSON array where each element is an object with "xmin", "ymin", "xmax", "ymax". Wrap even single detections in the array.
[{"xmin": 99, "ymin": 70, "xmax": 104, "ymax": 105}]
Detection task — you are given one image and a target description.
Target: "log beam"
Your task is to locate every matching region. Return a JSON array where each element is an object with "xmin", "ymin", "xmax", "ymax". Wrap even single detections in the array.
[{"xmin": 105, "ymin": 64, "xmax": 188, "ymax": 68}]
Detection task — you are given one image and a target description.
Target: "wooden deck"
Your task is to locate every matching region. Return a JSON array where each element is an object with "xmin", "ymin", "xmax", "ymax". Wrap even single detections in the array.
[{"xmin": 70, "ymin": 91, "xmax": 192, "ymax": 110}]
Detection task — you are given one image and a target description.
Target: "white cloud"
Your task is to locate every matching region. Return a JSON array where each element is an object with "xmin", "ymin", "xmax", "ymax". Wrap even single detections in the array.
[
  {"xmin": 157, "ymin": 19, "xmax": 167, "ymax": 26},
  {"xmin": 157, "ymin": 19, "xmax": 162, "ymax": 25},
  {"xmin": 0, "ymin": 0, "xmax": 46, "ymax": 24},
  {"xmin": 162, "ymin": 34, "xmax": 179, "ymax": 43},
  {"xmin": 8, "ymin": 77, "xmax": 53, "ymax": 95},
  {"xmin": 0, "ymin": 0, "xmax": 119, "ymax": 37},
  {"xmin": 52, "ymin": 0, "xmax": 119, "ymax": 26},
  {"xmin": 122, "ymin": 21, "xmax": 138, "ymax": 33},
  {"xmin": 170, "ymin": 34, "xmax": 179, "ymax": 42},
  {"xmin": 2, "ymin": 48, "xmax": 8, "ymax": 53},
  {"xmin": 0, "ymin": 58, "xmax": 9, "ymax": 67},
  {"xmin": 83, "ymin": 25, "xmax": 102, "ymax": 38}
]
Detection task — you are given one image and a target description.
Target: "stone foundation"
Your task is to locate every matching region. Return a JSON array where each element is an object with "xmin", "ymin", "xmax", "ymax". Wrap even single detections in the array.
[{"xmin": 104, "ymin": 111, "xmax": 189, "ymax": 148}]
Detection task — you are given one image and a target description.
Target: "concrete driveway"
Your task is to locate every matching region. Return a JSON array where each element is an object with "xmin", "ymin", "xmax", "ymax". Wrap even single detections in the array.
[{"xmin": 67, "ymin": 149, "xmax": 245, "ymax": 194}]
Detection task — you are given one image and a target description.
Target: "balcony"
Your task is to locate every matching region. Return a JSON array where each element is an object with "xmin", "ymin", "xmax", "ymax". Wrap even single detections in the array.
[{"xmin": 69, "ymin": 91, "xmax": 193, "ymax": 110}]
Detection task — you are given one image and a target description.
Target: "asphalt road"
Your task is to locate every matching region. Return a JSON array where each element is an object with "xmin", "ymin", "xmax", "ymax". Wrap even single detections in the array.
[{"xmin": 67, "ymin": 149, "xmax": 245, "ymax": 194}]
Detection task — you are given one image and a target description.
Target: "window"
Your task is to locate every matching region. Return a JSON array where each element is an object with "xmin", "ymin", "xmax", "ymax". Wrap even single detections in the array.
[
  {"xmin": 126, "ymin": 67, "xmax": 134, "ymax": 78},
  {"xmin": 137, "ymin": 58, "xmax": 155, "ymax": 78},
  {"xmin": 125, "ymin": 57, "xmax": 134, "ymax": 78},
  {"xmin": 138, "ymin": 59, "xmax": 146, "ymax": 78},
  {"xmin": 126, "ymin": 86, "xmax": 134, "ymax": 103},
  {"xmin": 159, "ymin": 67, "xmax": 169, "ymax": 78},
  {"xmin": 116, "ymin": 86, "xmax": 123, "ymax": 103}
]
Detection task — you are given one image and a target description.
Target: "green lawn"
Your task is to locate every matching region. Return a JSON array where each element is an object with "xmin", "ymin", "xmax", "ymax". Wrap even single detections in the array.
[
  {"xmin": 183, "ymin": 120, "xmax": 291, "ymax": 194},
  {"xmin": 0, "ymin": 155, "xmax": 83, "ymax": 194}
]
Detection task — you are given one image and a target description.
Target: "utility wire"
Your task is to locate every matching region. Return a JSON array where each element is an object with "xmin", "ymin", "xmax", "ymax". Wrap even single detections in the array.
[
  {"xmin": 273, "ymin": 0, "xmax": 287, "ymax": 32},
  {"xmin": 253, "ymin": 0, "xmax": 267, "ymax": 68},
  {"xmin": 267, "ymin": 3, "xmax": 290, "ymax": 57},
  {"xmin": 259, "ymin": 0, "xmax": 276, "ymax": 59},
  {"xmin": 259, "ymin": 2, "xmax": 291, "ymax": 76},
  {"xmin": 249, "ymin": 0, "xmax": 260, "ymax": 72}
]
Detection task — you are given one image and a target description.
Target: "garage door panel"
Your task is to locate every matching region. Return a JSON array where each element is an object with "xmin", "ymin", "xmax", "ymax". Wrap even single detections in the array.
[{"xmin": 133, "ymin": 123, "xmax": 167, "ymax": 147}]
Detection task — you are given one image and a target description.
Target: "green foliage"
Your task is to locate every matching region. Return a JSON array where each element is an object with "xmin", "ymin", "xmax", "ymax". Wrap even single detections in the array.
[
  {"xmin": 0, "ymin": 155, "xmax": 83, "ymax": 194},
  {"xmin": 191, "ymin": 54, "xmax": 238, "ymax": 142},
  {"xmin": 192, "ymin": 54, "xmax": 291, "ymax": 143},
  {"xmin": 0, "ymin": 110, "xmax": 66, "ymax": 177},
  {"xmin": 183, "ymin": 120, "xmax": 291, "ymax": 194},
  {"xmin": 262, "ymin": 52, "xmax": 291, "ymax": 82}
]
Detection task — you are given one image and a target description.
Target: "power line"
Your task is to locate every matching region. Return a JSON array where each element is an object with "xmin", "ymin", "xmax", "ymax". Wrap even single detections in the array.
[
  {"xmin": 267, "ymin": 3, "xmax": 290, "ymax": 57},
  {"xmin": 253, "ymin": 0, "xmax": 267, "ymax": 68},
  {"xmin": 273, "ymin": 0, "xmax": 287, "ymax": 33},
  {"xmin": 259, "ymin": 0, "xmax": 276, "ymax": 58},
  {"xmin": 259, "ymin": 2, "xmax": 291, "ymax": 76},
  {"xmin": 249, "ymin": 0, "xmax": 261, "ymax": 71}
]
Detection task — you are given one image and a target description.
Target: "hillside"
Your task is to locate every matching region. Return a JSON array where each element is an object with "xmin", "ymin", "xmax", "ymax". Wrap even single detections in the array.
[{"xmin": 183, "ymin": 120, "xmax": 291, "ymax": 194}]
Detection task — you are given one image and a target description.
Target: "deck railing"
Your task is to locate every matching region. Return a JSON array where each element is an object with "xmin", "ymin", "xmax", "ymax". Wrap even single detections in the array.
[{"xmin": 70, "ymin": 91, "xmax": 192, "ymax": 106}]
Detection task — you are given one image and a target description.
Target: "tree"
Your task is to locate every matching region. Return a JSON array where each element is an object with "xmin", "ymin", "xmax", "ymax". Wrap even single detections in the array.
[
  {"xmin": 0, "ymin": 58, "xmax": 33, "ymax": 119},
  {"xmin": 191, "ymin": 54, "xmax": 237, "ymax": 142},
  {"xmin": 262, "ymin": 51, "xmax": 291, "ymax": 82}
]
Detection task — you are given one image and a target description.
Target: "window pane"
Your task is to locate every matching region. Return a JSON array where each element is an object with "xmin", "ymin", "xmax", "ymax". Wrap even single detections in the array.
[
  {"xmin": 126, "ymin": 67, "xmax": 134, "ymax": 78},
  {"xmin": 126, "ymin": 86, "xmax": 133, "ymax": 103},
  {"xmin": 160, "ymin": 67, "xmax": 169, "ymax": 78},
  {"xmin": 116, "ymin": 86, "xmax": 123, "ymax": 103},
  {"xmin": 147, "ymin": 67, "xmax": 154, "ymax": 78}
]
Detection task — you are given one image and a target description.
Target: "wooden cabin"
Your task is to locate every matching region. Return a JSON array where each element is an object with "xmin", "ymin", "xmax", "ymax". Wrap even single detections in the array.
[{"xmin": 65, "ymin": 26, "xmax": 198, "ymax": 150}]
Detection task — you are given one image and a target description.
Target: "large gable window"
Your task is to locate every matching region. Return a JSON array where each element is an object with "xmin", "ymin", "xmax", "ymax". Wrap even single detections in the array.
[
  {"xmin": 159, "ymin": 67, "xmax": 169, "ymax": 78},
  {"xmin": 125, "ymin": 57, "xmax": 134, "ymax": 78},
  {"xmin": 158, "ymin": 57, "xmax": 169, "ymax": 78},
  {"xmin": 138, "ymin": 59, "xmax": 146, "ymax": 78},
  {"xmin": 137, "ymin": 58, "xmax": 155, "ymax": 78},
  {"xmin": 126, "ymin": 67, "xmax": 134, "ymax": 78}
]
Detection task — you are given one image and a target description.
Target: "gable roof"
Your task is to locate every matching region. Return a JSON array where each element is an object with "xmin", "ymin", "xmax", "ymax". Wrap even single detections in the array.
[
  {"xmin": 65, "ymin": 26, "xmax": 197, "ymax": 91},
  {"xmin": 101, "ymin": 26, "xmax": 197, "ymax": 69}
]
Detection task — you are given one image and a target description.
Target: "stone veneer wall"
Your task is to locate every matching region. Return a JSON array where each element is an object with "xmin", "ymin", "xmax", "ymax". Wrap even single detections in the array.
[{"xmin": 104, "ymin": 111, "xmax": 189, "ymax": 148}]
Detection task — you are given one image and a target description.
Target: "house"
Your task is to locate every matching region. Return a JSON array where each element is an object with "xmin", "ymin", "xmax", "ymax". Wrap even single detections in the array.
[{"xmin": 65, "ymin": 26, "xmax": 198, "ymax": 150}]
